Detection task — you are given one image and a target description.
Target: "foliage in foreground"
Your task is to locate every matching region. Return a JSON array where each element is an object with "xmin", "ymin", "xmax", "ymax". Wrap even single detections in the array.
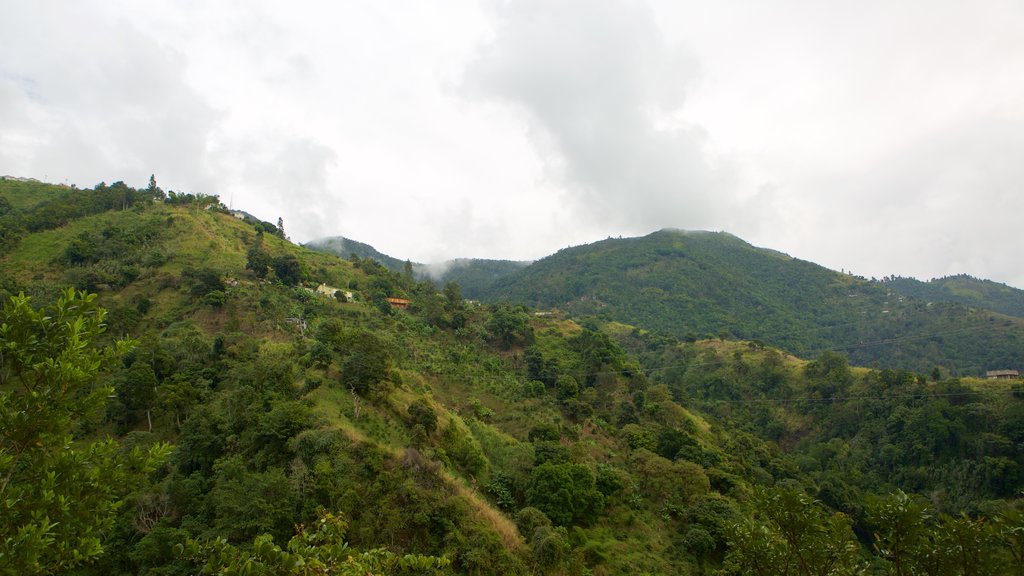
[
  {"xmin": 181, "ymin": 510, "xmax": 450, "ymax": 576},
  {"xmin": 722, "ymin": 485, "xmax": 1024, "ymax": 576},
  {"xmin": 0, "ymin": 289, "xmax": 170, "ymax": 574}
]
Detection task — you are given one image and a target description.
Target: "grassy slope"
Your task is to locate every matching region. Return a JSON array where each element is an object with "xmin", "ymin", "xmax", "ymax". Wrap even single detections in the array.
[
  {"xmin": 0, "ymin": 179, "xmax": 70, "ymax": 209},
  {"xmin": 884, "ymin": 274, "xmax": 1024, "ymax": 319}
]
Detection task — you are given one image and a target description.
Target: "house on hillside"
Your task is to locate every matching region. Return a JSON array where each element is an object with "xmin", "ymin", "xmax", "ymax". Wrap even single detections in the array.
[
  {"xmin": 386, "ymin": 297, "xmax": 411, "ymax": 310},
  {"xmin": 315, "ymin": 283, "xmax": 353, "ymax": 302},
  {"xmin": 986, "ymin": 370, "xmax": 1020, "ymax": 380}
]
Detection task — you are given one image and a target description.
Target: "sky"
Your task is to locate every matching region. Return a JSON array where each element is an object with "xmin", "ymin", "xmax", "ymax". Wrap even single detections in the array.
[{"xmin": 2, "ymin": 1, "xmax": 1023, "ymax": 288}]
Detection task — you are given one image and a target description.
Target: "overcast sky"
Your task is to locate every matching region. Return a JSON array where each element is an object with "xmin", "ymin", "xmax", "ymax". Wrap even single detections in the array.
[{"xmin": 2, "ymin": 1, "xmax": 1023, "ymax": 287}]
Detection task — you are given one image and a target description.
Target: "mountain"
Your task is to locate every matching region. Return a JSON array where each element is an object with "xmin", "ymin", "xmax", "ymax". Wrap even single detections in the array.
[
  {"xmin": 427, "ymin": 258, "xmax": 530, "ymax": 298},
  {"xmin": 5, "ymin": 179, "xmax": 1024, "ymax": 575},
  {"xmin": 305, "ymin": 236, "xmax": 529, "ymax": 298},
  {"xmin": 474, "ymin": 229, "xmax": 1024, "ymax": 376},
  {"xmin": 882, "ymin": 274, "xmax": 1024, "ymax": 319},
  {"xmin": 305, "ymin": 235, "xmax": 410, "ymax": 272}
]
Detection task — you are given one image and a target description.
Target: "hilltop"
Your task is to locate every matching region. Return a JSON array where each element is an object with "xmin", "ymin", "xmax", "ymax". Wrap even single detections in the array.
[{"xmin": 882, "ymin": 274, "xmax": 1024, "ymax": 319}]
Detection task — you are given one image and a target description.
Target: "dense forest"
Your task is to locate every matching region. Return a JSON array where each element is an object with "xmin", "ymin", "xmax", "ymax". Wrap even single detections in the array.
[{"xmin": 2, "ymin": 179, "xmax": 1024, "ymax": 575}]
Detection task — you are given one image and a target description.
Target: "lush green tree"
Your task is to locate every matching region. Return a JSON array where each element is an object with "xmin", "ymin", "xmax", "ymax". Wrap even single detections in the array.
[
  {"xmin": 145, "ymin": 174, "xmax": 165, "ymax": 200},
  {"xmin": 531, "ymin": 525, "xmax": 570, "ymax": 569},
  {"xmin": 341, "ymin": 330, "xmax": 392, "ymax": 396},
  {"xmin": 112, "ymin": 361, "xmax": 159, "ymax": 432},
  {"xmin": 156, "ymin": 372, "xmax": 208, "ymax": 429},
  {"xmin": 181, "ymin": 510, "xmax": 450, "ymax": 575},
  {"xmin": 525, "ymin": 463, "xmax": 603, "ymax": 527},
  {"xmin": 272, "ymin": 254, "xmax": 303, "ymax": 286},
  {"xmin": 182, "ymin": 266, "xmax": 225, "ymax": 297},
  {"xmin": 0, "ymin": 289, "xmax": 170, "ymax": 573},
  {"xmin": 443, "ymin": 281, "xmax": 463, "ymax": 308},
  {"xmin": 869, "ymin": 491, "xmax": 1007, "ymax": 576},
  {"xmin": 246, "ymin": 233, "xmax": 272, "ymax": 278},
  {"xmin": 487, "ymin": 303, "xmax": 531, "ymax": 349},
  {"xmin": 722, "ymin": 485, "xmax": 862, "ymax": 576},
  {"xmin": 514, "ymin": 507, "xmax": 551, "ymax": 539},
  {"xmin": 210, "ymin": 455, "xmax": 299, "ymax": 543},
  {"xmin": 440, "ymin": 422, "xmax": 488, "ymax": 479},
  {"xmin": 993, "ymin": 508, "xmax": 1024, "ymax": 574},
  {"xmin": 868, "ymin": 491, "xmax": 933, "ymax": 576},
  {"xmin": 408, "ymin": 399, "xmax": 439, "ymax": 435}
]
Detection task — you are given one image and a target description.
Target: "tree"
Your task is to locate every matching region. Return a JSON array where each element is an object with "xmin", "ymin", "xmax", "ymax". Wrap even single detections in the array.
[
  {"xmin": 443, "ymin": 281, "xmax": 463, "ymax": 307},
  {"xmin": 276, "ymin": 217, "xmax": 287, "ymax": 240},
  {"xmin": 112, "ymin": 361, "xmax": 159, "ymax": 432},
  {"xmin": 408, "ymin": 399, "xmax": 438, "ymax": 435},
  {"xmin": 246, "ymin": 232, "xmax": 272, "ymax": 279},
  {"xmin": 272, "ymin": 254, "xmax": 303, "ymax": 286},
  {"xmin": 180, "ymin": 509, "xmax": 449, "ymax": 575},
  {"xmin": 487, "ymin": 303, "xmax": 531, "ymax": 349},
  {"xmin": 722, "ymin": 485, "xmax": 862, "ymax": 576},
  {"xmin": 0, "ymin": 289, "xmax": 170, "ymax": 573},
  {"xmin": 146, "ymin": 174, "xmax": 165, "ymax": 200},
  {"xmin": 341, "ymin": 330, "xmax": 392, "ymax": 396},
  {"xmin": 525, "ymin": 463, "xmax": 604, "ymax": 527}
]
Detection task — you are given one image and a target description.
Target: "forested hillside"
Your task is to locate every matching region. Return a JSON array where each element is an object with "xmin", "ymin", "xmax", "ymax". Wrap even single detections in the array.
[
  {"xmin": 3, "ymin": 180, "xmax": 1024, "ymax": 575},
  {"xmin": 474, "ymin": 230, "xmax": 1024, "ymax": 376},
  {"xmin": 882, "ymin": 274, "xmax": 1024, "ymax": 319}
]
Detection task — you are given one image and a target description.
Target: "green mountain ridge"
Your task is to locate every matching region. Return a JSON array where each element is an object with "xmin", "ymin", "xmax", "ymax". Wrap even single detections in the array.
[
  {"xmin": 4, "ymin": 179, "xmax": 1024, "ymax": 575},
  {"xmin": 310, "ymin": 229, "xmax": 1024, "ymax": 376}
]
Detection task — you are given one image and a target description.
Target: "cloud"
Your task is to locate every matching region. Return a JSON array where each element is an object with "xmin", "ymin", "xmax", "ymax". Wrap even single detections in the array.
[
  {"xmin": 0, "ymin": 1, "xmax": 220, "ymax": 191},
  {"xmin": 790, "ymin": 109, "xmax": 1024, "ymax": 288},
  {"xmin": 201, "ymin": 132, "xmax": 338, "ymax": 243},
  {"xmin": 464, "ymin": 0, "xmax": 738, "ymax": 235}
]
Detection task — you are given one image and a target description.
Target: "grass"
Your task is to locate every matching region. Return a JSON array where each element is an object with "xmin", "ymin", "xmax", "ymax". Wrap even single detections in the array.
[
  {"xmin": 0, "ymin": 179, "xmax": 70, "ymax": 210},
  {"xmin": 307, "ymin": 381, "xmax": 525, "ymax": 551}
]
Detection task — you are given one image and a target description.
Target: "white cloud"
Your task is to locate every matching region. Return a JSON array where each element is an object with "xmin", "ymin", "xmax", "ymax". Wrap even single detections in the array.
[
  {"xmin": 2, "ymin": 0, "xmax": 1023, "ymax": 287},
  {"xmin": 464, "ymin": 0, "xmax": 740, "ymax": 237}
]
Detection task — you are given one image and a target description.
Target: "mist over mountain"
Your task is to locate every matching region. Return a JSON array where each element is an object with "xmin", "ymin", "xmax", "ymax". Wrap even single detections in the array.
[
  {"xmin": 306, "ymin": 236, "xmax": 530, "ymax": 299},
  {"xmin": 305, "ymin": 236, "xmax": 410, "ymax": 271}
]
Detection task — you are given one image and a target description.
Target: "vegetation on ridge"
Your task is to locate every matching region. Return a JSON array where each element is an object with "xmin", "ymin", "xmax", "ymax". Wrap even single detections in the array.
[{"xmin": 2, "ymin": 178, "xmax": 1024, "ymax": 575}]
